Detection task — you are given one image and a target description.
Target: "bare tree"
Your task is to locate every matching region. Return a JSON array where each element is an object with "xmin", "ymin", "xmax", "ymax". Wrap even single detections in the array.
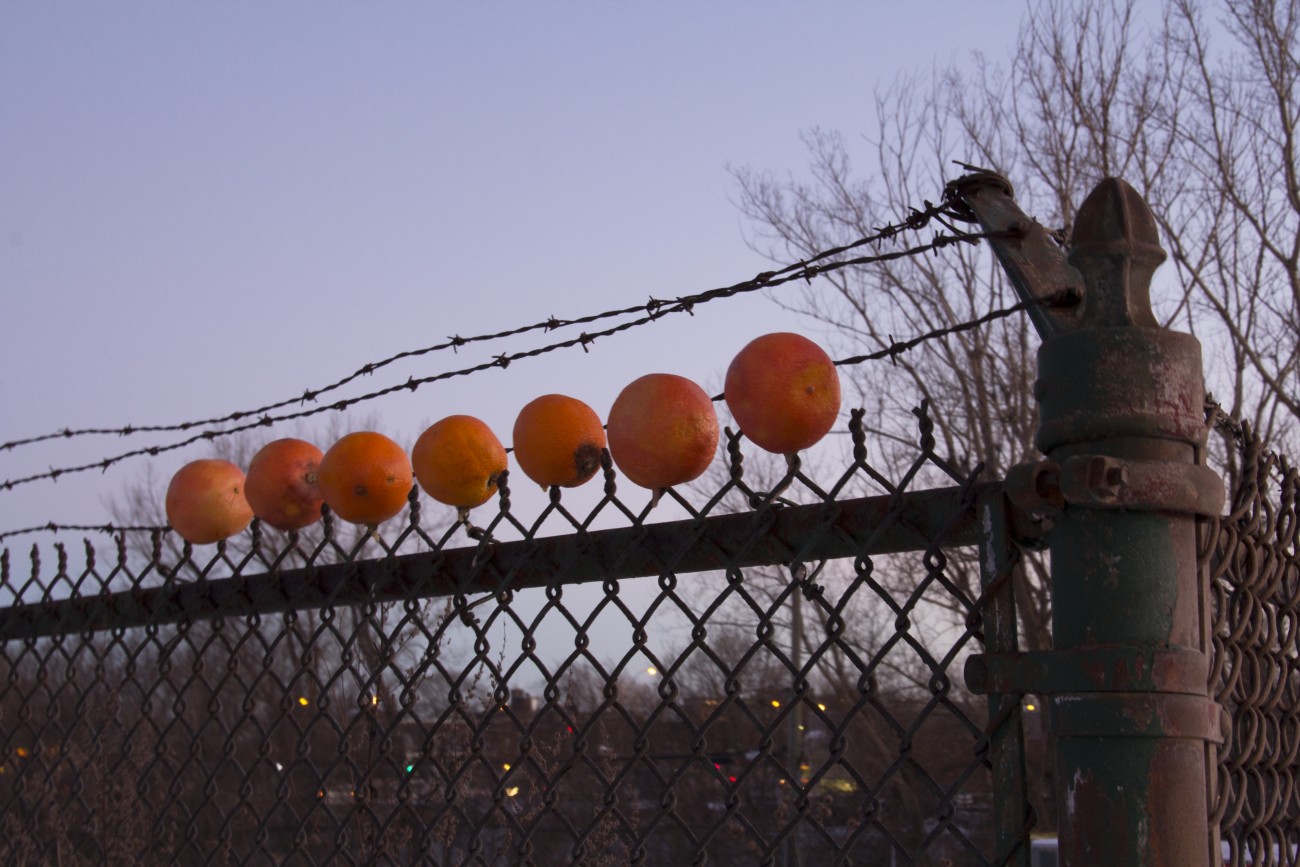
[{"xmin": 729, "ymin": 0, "xmax": 1299, "ymax": 650}]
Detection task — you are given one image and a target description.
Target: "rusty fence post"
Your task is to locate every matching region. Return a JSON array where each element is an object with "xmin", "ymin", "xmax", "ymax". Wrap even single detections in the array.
[{"xmin": 955, "ymin": 173, "xmax": 1225, "ymax": 867}]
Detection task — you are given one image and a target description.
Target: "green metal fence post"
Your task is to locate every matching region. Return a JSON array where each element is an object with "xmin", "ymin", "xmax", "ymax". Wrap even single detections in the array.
[{"xmin": 956, "ymin": 174, "xmax": 1226, "ymax": 866}]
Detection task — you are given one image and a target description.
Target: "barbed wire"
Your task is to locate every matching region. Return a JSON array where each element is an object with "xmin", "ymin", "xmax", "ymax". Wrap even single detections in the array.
[
  {"xmin": 0, "ymin": 197, "xmax": 972, "ymax": 456},
  {"xmin": 0, "ymin": 257, "xmax": 1066, "ymax": 544},
  {"xmin": 0, "ymin": 522, "xmax": 167, "ymax": 543},
  {"xmin": 832, "ymin": 289, "xmax": 1078, "ymax": 368},
  {"xmin": 0, "ymin": 225, "xmax": 1017, "ymax": 497}
]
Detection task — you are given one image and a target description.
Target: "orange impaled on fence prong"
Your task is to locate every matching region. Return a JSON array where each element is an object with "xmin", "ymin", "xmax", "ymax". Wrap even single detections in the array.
[
  {"xmin": 724, "ymin": 332, "xmax": 842, "ymax": 455},
  {"xmin": 411, "ymin": 415, "xmax": 508, "ymax": 509},
  {"xmin": 512, "ymin": 394, "xmax": 607, "ymax": 489},
  {"xmin": 316, "ymin": 431, "xmax": 413, "ymax": 525},
  {"xmin": 244, "ymin": 438, "xmax": 325, "ymax": 531},
  {"xmin": 165, "ymin": 458, "xmax": 254, "ymax": 544},
  {"xmin": 607, "ymin": 373, "xmax": 719, "ymax": 490}
]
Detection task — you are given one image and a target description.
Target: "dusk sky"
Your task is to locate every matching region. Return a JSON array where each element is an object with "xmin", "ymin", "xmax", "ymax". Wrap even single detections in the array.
[{"xmin": 0, "ymin": 4, "xmax": 1026, "ymax": 545}]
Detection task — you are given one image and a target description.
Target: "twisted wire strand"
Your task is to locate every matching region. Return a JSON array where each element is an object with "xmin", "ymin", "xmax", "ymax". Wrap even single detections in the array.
[
  {"xmin": 0, "ymin": 226, "xmax": 1012, "ymax": 499},
  {"xmin": 0, "ymin": 198, "xmax": 967, "ymax": 455},
  {"xmin": 0, "ymin": 258, "xmax": 1065, "ymax": 544}
]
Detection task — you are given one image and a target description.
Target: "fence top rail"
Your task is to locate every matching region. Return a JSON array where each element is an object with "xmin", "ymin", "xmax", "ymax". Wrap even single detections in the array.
[{"xmin": 0, "ymin": 482, "xmax": 993, "ymax": 641}]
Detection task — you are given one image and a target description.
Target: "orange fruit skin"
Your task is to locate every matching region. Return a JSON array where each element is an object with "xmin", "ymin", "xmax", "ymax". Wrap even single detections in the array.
[
  {"xmin": 607, "ymin": 373, "xmax": 719, "ymax": 489},
  {"xmin": 316, "ymin": 431, "xmax": 414, "ymax": 525},
  {"xmin": 244, "ymin": 438, "xmax": 325, "ymax": 531},
  {"xmin": 165, "ymin": 459, "xmax": 254, "ymax": 544},
  {"xmin": 512, "ymin": 394, "xmax": 607, "ymax": 488},
  {"xmin": 411, "ymin": 415, "xmax": 508, "ymax": 509},
  {"xmin": 724, "ymin": 332, "xmax": 842, "ymax": 454}
]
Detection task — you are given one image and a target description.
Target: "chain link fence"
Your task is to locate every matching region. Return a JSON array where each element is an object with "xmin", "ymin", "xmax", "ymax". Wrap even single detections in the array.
[
  {"xmin": 1210, "ymin": 413, "xmax": 1300, "ymax": 867},
  {"xmin": 0, "ymin": 408, "xmax": 1033, "ymax": 866}
]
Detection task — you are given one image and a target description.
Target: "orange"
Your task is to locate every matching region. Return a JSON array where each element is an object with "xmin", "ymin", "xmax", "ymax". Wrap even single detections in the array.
[
  {"xmin": 724, "ymin": 332, "xmax": 841, "ymax": 454},
  {"xmin": 244, "ymin": 438, "xmax": 325, "ymax": 531},
  {"xmin": 411, "ymin": 415, "xmax": 508, "ymax": 509},
  {"xmin": 607, "ymin": 373, "xmax": 719, "ymax": 489},
  {"xmin": 512, "ymin": 394, "xmax": 607, "ymax": 488},
  {"xmin": 316, "ymin": 431, "xmax": 413, "ymax": 525},
  {"xmin": 165, "ymin": 459, "xmax": 254, "ymax": 544}
]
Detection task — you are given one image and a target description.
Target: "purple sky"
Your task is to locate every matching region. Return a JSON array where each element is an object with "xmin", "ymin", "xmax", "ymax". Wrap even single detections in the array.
[{"xmin": 0, "ymin": 4, "xmax": 1026, "ymax": 542}]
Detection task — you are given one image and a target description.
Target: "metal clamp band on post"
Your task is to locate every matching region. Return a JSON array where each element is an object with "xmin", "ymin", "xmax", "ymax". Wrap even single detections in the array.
[
  {"xmin": 965, "ymin": 646, "xmax": 1210, "ymax": 697},
  {"xmin": 1050, "ymin": 693, "xmax": 1225, "ymax": 743},
  {"xmin": 1006, "ymin": 456, "xmax": 1225, "ymax": 519}
]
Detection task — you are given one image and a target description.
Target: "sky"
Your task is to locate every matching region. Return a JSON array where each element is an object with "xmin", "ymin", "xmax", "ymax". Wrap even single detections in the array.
[
  {"xmin": 0, "ymin": 2, "xmax": 1040, "ymax": 685},
  {"xmin": 0, "ymin": 3, "xmax": 1029, "ymax": 544}
]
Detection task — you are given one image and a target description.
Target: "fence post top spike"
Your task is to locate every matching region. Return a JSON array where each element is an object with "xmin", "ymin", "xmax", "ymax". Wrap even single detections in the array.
[{"xmin": 1067, "ymin": 177, "xmax": 1166, "ymax": 329}]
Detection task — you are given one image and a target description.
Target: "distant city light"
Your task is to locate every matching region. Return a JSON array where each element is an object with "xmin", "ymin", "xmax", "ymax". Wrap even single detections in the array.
[
  {"xmin": 298, "ymin": 697, "xmax": 309, "ymax": 707},
  {"xmin": 770, "ymin": 700, "xmax": 781, "ymax": 708},
  {"xmin": 817, "ymin": 703, "xmax": 827, "ymax": 712},
  {"xmin": 646, "ymin": 667, "xmax": 658, "ymax": 676},
  {"xmin": 370, "ymin": 694, "xmax": 379, "ymax": 707},
  {"xmin": 274, "ymin": 762, "xmax": 284, "ymax": 772},
  {"xmin": 505, "ymin": 786, "xmax": 520, "ymax": 798},
  {"xmin": 502, "ymin": 763, "xmax": 511, "ymax": 771}
]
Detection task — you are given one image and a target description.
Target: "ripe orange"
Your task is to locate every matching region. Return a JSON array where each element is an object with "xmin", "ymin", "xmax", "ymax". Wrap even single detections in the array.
[
  {"xmin": 607, "ymin": 373, "xmax": 719, "ymax": 489},
  {"xmin": 316, "ymin": 431, "xmax": 413, "ymax": 525},
  {"xmin": 244, "ymin": 438, "xmax": 325, "ymax": 531},
  {"xmin": 411, "ymin": 415, "xmax": 508, "ymax": 509},
  {"xmin": 724, "ymin": 332, "xmax": 841, "ymax": 454},
  {"xmin": 165, "ymin": 459, "xmax": 254, "ymax": 544},
  {"xmin": 512, "ymin": 394, "xmax": 607, "ymax": 488}
]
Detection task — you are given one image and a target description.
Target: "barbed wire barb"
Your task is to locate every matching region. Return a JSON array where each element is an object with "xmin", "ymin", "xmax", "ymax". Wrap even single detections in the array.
[
  {"xmin": 0, "ymin": 224, "xmax": 1017, "ymax": 496},
  {"xmin": 0, "ymin": 193, "xmax": 976, "ymax": 456}
]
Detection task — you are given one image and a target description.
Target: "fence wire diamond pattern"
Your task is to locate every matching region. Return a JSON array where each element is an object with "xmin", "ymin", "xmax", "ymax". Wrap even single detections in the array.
[{"xmin": 0, "ymin": 408, "xmax": 1031, "ymax": 866}]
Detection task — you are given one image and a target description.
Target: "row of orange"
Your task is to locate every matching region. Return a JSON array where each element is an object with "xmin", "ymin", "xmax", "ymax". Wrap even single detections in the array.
[{"xmin": 165, "ymin": 332, "xmax": 841, "ymax": 544}]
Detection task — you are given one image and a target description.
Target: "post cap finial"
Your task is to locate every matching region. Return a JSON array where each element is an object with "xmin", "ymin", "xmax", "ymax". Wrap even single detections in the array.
[{"xmin": 1068, "ymin": 178, "xmax": 1166, "ymax": 327}]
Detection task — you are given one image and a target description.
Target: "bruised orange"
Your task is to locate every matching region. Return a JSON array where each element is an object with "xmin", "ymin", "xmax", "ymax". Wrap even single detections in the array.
[
  {"xmin": 244, "ymin": 438, "xmax": 324, "ymax": 531},
  {"xmin": 724, "ymin": 332, "xmax": 841, "ymax": 454},
  {"xmin": 411, "ymin": 415, "xmax": 508, "ymax": 509},
  {"xmin": 317, "ymin": 431, "xmax": 413, "ymax": 525},
  {"xmin": 607, "ymin": 373, "xmax": 719, "ymax": 489},
  {"xmin": 165, "ymin": 459, "xmax": 254, "ymax": 544},
  {"xmin": 512, "ymin": 394, "xmax": 607, "ymax": 488}
]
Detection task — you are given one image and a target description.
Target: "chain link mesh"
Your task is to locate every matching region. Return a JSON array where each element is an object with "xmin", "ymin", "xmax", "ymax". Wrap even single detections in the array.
[
  {"xmin": 1209, "ymin": 419, "xmax": 1300, "ymax": 867},
  {"xmin": 0, "ymin": 408, "xmax": 1029, "ymax": 866}
]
